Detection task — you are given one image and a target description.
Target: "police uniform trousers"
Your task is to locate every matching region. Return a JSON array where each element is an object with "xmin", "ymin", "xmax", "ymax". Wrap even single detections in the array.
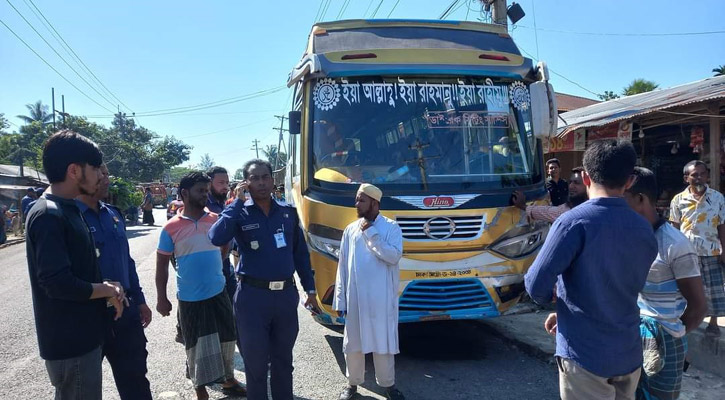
[
  {"xmin": 235, "ymin": 282, "xmax": 299, "ymax": 400},
  {"xmin": 103, "ymin": 297, "xmax": 152, "ymax": 400}
]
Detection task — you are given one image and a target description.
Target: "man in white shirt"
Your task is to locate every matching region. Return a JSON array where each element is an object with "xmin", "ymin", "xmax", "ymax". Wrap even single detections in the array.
[{"xmin": 334, "ymin": 184, "xmax": 405, "ymax": 400}]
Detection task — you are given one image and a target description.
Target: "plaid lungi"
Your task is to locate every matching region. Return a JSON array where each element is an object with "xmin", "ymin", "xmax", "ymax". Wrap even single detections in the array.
[
  {"xmin": 637, "ymin": 316, "xmax": 688, "ymax": 400},
  {"xmin": 699, "ymin": 256, "xmax": 725, "ymax": 317},
  {"xmin": 179, "ymin": 290, "xmax": 237, "ymax": 387}
]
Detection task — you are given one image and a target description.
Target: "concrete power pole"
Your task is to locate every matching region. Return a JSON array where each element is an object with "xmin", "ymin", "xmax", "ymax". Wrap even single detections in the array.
[
  {"xmin": 491, "ymin": 0, "xmax": 507, "ymax": 27},
  {"xmin": 251, "ymin": 139, "xmax": 260, "ymax": 159},
  {"xmin": 273, "ymin": 115, "xmax": 289, "ymax": 170}
]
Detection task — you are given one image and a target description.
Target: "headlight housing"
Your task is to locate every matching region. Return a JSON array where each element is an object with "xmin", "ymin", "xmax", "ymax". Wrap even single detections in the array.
[
  {"xmin": 489, "ymin": 222, "xmax": 549, "ymax": 259},
  {"xmin": 307, "ymin": 232, "xmax": 341, "ymax": 260}
]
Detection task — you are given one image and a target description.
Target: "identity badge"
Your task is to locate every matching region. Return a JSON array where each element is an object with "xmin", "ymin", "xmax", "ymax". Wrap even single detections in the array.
[
  {"xmin": 274, "ymin": 232, "xmax": 287, "ymax": 248},
  {"xmin": 250, "ymin": 240, "xmax": 259, "ymax": 250}
]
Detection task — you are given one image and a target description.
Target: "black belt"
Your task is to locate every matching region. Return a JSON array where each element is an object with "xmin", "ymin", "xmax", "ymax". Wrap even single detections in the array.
[{"xmin": 238, "ymin": 275, "xmax": 295, "ymax": 291}]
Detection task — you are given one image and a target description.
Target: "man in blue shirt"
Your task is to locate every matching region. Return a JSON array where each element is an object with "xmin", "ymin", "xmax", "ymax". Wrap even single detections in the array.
[
  {"xmin": 525, "ymin": 140, "xmax": 658, "ymax": 400},
  {"xmin": 76, "ymin": 164, "xmax": 153, "ymax": 400},
  {"xmin": 209, "ymin": 159, "xmax": 319, "ymax": 400},
  {"xmin": 21, "ymin": 187, "xmax": 36, "ymax": 218},
  {"xmin": 205, "ymin": 166, "xmax": 236, "ymax": 299}
]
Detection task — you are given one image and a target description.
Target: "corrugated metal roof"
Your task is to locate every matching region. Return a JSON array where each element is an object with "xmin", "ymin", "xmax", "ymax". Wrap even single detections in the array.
[
  {"xmin": 555, "ymin": 93, "xmax": 599, "ymax": 112},
  {"xmin": 0, "ymin": 164, "xmax": 47, "ymax": 182},
  {"xmin": 558, "ymin": 75, "xmax": 725, "ymax": 137}
]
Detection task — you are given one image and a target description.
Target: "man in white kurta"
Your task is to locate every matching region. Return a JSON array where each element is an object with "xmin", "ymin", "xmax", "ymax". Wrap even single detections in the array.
[{"xmin": 334, "ymin": 184, "xmax": 405, "ymax": 400}]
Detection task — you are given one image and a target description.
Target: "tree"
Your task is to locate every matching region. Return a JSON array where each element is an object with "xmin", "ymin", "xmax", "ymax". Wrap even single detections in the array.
[
  {"xmin": 198, "ymin": 153, "xmax": 215, "ymax": 171},
  {"xmin": 169, "ymin": 166, "xmax": 196, "ymax": 183},
  {"xmin": 597, "ymin": 91, "xmax": 620, "ymax": 101},
  {"xmin": 622, "ymin": 79, "xmax": 658, "ymax": 96},
  {"xmin": 16, "ymin": 101, "xmax": 53, "ymax": 125},
  {"xmin": 234, "ymin": 168, "xmax": 245, "ymax": 180},
  {"xmin": 262, "ymin": 145, "xmax": 287, "ymax": 169},
  {"xmin": 713, "ymin": 65, "xmax": 725, "ymax": 76},
  {"xmin": 0, "ymin": 113, "xmax": 9, "ymax": 134}
]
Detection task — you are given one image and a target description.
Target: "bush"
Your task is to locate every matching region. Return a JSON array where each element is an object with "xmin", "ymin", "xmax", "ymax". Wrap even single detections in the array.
[{"xmin": 109, "ymin": 177, "xmax": 142, "ymax": 212}]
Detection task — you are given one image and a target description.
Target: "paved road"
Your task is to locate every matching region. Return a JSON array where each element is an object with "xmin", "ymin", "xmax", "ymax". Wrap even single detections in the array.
[{"xmin": 0, "ymin": 207, "xmax": 560, "ymax": 400}]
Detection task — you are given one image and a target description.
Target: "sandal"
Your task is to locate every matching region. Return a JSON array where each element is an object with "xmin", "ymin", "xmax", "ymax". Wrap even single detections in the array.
[{"xmin": 221, "ymin": 382, "xmax": 247, "ymax": 397}]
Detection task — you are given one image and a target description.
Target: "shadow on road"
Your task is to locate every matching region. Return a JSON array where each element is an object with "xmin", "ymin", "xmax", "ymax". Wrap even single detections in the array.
[{"xmin": 125, "ymin": 226, "xmax": 157, "ymax": 239}]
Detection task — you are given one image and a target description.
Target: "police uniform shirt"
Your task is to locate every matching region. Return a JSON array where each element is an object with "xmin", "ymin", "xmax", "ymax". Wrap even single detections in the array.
[
  {"xmin": 208, "ymin": 197, "xmax": 315, "ymax": 292},
  {"xmin": 76, "ymin": 200, "xmax": 146, "ymax": 304}
]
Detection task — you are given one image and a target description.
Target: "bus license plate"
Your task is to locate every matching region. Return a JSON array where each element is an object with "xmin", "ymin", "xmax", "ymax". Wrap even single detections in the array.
[{"xmin": 414, "ymin": 269, "xmax": 473, "ymax": 279}]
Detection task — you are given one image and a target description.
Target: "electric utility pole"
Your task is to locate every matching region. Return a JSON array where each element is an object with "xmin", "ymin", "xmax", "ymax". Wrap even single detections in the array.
[
  {"xmin": 273, "ymin": 115, "xmax": 289, "ymax": 170},
  {"xmin": 251, "ymin": 139, "xmax": 260, "ymax": 159}
]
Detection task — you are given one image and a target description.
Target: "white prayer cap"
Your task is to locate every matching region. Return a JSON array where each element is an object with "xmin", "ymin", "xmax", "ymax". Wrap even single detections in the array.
[{"xmin": 357, "ymin": 183, "xmax": 382, "ymax": 202}]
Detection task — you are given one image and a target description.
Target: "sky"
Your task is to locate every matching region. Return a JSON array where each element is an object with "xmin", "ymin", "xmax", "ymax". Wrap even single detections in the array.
[{"xmin": 1, "ymin": 0, "xmax": 724, "ymax": 175}]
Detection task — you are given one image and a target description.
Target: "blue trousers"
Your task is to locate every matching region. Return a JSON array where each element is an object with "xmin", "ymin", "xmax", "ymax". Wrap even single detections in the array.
[
  {"xmin": 103, "ymin": 299, "xmax": 152, "ymax": 400},
  {"xmin": 45, "ymin": 346, "xmax": 102, "ymax": 400},
  {"xmin": 235, "ymin": 283, "xmax": 299, "ymax": 400}
]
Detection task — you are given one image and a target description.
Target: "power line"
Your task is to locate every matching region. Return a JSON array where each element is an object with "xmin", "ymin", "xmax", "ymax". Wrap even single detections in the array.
[
  {"xmin": 86, "ymin": 109, "xmax": 279, "ymax": 119},
  {"xmin": 438, "ymin": 0, "xmax": 460, "ymax": 19},
  {"xmin": 363, "ymin": 0, "xmax": 375, "ymax": 18},
  {"xmin": 23, "ymin": 0, "xmax": 134, "ymax": 113},
  {"xmin": 370, "ymin": 0, "xmax": 385, "ymax": 18},
  {"xmin": 4, "ymin": 0, "xmax": 118, "ymax": 109},
  {"xmin": 0, "ymin": 18, "xmax": 114, "ymax": 112},
  {"xmin": 313, "ymin": 0, "xmax": 326, "ymax": 22},
  {"xmin": 386, "ymin": 0, "xmax": 401, "ymax": 18},
  {"xmin": 337, "ymin": 0, "xmax": 352, "ymax": 19},
  {"xmin": 319, "ymin": 0, "xmax": 333, "ymax": 21},
  {"xmin": 177, "ymin": 118, "xmax": 273, "ymax": 139},
  {"xmin": 514, "ymin": 25, "xmax": 725, "ymax": 37}
]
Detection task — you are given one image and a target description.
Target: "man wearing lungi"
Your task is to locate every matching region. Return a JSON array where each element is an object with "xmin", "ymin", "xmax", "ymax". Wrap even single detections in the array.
[
  {"xmin": 155, "ymin": 171, "xmax": 246, "ymax": 400},
  {"xmin": 670, "ymin": 160, "xmax": 725, "ymax": 337},
  {"xmin": 626, "ymin": 167, "xmax": 707, "ymax": 399}
]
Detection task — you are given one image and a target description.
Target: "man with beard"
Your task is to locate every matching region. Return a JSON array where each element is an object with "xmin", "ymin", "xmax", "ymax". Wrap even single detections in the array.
[
  {"xmin": 209, "ymin": 159, "xmax": 318, "ymax": 400},
  {"xmin": 26, "ymin": 130, "xmax": 126, "ymax": 398},
  {"xmin": 205, "ymin": 166, "xmax": 237, "ymax": 299},
  {"xmin": 156, "ymin": 171, "xmax": 245, "ymax": 400},
  {"xmin": 334, "ymin": 184, "xmax": 405, "ymax": 400},
  {"xmin": 512, "ymin": 167, "xmax": 588, "ymax": 223},
  {"xmin": 670, "ymin": 160, "xmax": 725, "ymax": 337},
  {"xmin": 76, "ymin": 164, "xmax": 153, "ymax": 400}
]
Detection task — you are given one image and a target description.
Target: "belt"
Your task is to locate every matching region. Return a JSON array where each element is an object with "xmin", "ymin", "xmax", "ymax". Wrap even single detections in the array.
[{"xmin": 238, "ymin": 275, "xmax": 295, "ymax": 291}]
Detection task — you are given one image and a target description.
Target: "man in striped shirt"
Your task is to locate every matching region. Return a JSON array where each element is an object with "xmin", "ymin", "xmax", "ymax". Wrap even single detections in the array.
[
  {"xmin": 624, "ymin": 167, "xmax": 707, "ymax": 400},
  {"xmin": 513, "ymin": 167, "xmax": 588, "ymax": 223}
]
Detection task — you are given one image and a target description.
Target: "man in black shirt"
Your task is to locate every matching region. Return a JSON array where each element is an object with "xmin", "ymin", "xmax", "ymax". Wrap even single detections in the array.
[
  {"xmin": 26, "ymin": 130, "xmax": 126, "ymax": 399},
  {"xmin": 545, "ymin": 158, "xmax": 569, "ymax": 206}
]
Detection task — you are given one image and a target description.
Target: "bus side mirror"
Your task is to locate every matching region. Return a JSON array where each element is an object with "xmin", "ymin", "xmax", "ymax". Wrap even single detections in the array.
[
  {"xmin": 530, "ymin": 81, "xmax": 557, "ymax": 138},
  {"xmin": 289, "ymin": 111, "xmax": 302, "ymax": 135}
]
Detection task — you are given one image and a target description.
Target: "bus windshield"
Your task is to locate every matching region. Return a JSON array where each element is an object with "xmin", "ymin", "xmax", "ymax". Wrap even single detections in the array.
[{"xmin": 309, "ymin": 76, "xmax": 542, "ymax": 192}]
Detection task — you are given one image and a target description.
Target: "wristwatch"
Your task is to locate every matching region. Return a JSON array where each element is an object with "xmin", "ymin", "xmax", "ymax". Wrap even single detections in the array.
[{"xmin": 306, "ymin": 290, "xmax": 316, "ymax": 295}]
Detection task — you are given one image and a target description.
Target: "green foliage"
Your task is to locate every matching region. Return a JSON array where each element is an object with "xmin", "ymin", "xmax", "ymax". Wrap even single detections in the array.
[
  {"xmin": 108, "ymin": 177, "xmax": 142, "ymax": 211},
  {"xmin": 16, "ymin": 101, "xmax": 53, "ymax": 125},
  {"xmin": 597, "ymin": 90, "xmax": 620, "ymax": 101},
  {"xmin": 169, "ymin": 166, "xmax": 195, "ymax": 183},
  {"xmin": 198, "ymin": 153, "xmax": 215, "ymax": 171},
  {"xmin": 262, "ymin": 145, "xmax": 287, "ymax": 169},
  {"xmin": 713, "ymin": 65, "xmax": 725, "ymax": 76},
  {"xmin": 0, "ymin": 113, "xmax": 9, "ymax": 134},
  {"xmin": 233, "ymin": 168, "xmax": 245, "ymax": 180},
  {"xmin": 622, "ymin": 79, "xmax": 659, "ymax": 96}
]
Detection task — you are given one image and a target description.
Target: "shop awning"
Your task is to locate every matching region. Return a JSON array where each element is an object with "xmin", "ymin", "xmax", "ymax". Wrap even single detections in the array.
[{"xmin": 557, "ymin": 75, "xmax": 725, "ymax": 138}]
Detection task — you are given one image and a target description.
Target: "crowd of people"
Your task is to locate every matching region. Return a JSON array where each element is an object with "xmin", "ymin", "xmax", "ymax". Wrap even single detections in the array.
[{"xmin": 22, "ymin": 129, "xmax": 724, "ymax": 400}]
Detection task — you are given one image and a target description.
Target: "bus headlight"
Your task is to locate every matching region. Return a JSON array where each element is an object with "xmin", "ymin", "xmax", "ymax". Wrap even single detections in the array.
[
  {"xmin": 307, "ymin": 232, "xmax": 341, "ymax": 260},
  {"xmin": 489, "ymin": 222, "xmax": 549, "ymax": 259}
]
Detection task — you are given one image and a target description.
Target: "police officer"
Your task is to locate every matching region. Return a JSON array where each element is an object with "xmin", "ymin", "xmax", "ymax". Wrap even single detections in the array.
[
  {"xmin": 76, "ymin": 164, "xmax": 153, "ymax": 400},
  {"xmin": 209, "ymin": 159, "xmax": 318, "ymax": 400}
]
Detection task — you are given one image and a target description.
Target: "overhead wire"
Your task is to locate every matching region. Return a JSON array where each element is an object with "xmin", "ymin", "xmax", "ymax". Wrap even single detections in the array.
[
  {"xmin": 24, "ymin": 0, "xmax": 134, "ymax": 113},
  {"xmin": 514, "ymin": 25, "xmax": 725, "ymax": 37},
  {"xmin": 319, "ymin": 0, "xmax": 333, "ymax": 22},
  {"xmin": 337, "ymin": 0, "xmax": 352, "ymax": 20},
  {"xmin": 370, "ymin": 0, "xmax": 385, "ymax": 18},
  {"xmin": 0, "ymin": 18, "xmax": 114, "ymax": 113},
  {"xmin": 363, "ymin": 0, "xmax": 375, "ymax": 18},
  {"xmin": 4, "ymin": 0, "xmax": 118, "ymax": 110},
  {"xmin": 386, "ymin": 0, "xmax": 401, "ymax": 18},
  {"xmin": 438, "ymin": 0, "xmax": 460, "ymax": 20},
  {"xmin": 313, "ymin": 0, "xmax": 326, "ymax": 22}
]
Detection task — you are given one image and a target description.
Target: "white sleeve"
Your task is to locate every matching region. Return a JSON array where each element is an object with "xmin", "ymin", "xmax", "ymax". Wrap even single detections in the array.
[
  {"xmin": 361, "ymin": 223, "xmax": 403, "ymax": 266},
  {"xmin": 333, "ymin": 228, "xmax": 349, "ymax": 311}
]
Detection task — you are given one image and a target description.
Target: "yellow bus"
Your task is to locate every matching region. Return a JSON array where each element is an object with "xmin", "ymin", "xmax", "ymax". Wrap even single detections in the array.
[{"xmin": 285, "ymin": 19, "xmax": 557, "ymax": 325}]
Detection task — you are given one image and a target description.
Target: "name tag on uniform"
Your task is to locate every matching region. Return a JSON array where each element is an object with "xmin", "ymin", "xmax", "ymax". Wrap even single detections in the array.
[
  {"xmin": 274, "ymin": 232, "xmax": 287, "ymax": 248},
  {"xmin": 242, "ymin": 223, "xmax": 260, "ymax": 231}
]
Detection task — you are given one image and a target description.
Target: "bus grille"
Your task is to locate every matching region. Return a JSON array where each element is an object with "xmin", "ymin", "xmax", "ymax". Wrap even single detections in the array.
[
  {"xmin": 396, "ymin": 215, "xmax": 484, "ymax": 241},
  {"xmin": 399, "ymin": 279, "xmax": 493, "ymax": 311}
]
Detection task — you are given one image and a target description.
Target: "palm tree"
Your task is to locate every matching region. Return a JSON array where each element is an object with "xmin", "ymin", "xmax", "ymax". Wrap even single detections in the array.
[
  {"xmin": 713, "ymin": 65, "xmax": 725, "ymax": 76},
  {"xmin": 16, "ymin": 101, "xmax": 53, "ymax": 125},
  {"xmin": 622, "ymin": 79, "xmax": 659, "ymax": 96}
]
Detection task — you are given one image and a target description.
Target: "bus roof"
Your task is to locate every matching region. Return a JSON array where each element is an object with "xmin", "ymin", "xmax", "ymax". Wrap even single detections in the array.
[{"xmin": 289, "ymin": 19, "xmax": 533, "ymax": 86}]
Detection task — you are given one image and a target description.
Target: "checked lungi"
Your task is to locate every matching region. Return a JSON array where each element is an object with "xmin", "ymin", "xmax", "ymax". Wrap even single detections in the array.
[
  {"xmin": 179, "ymin": 290, "xmax": 237, "ymax": 387},
  {"xmin": 699, "ymin": 256, "xmax": 725, "ymax": 317},
  {"xmin": 637, "ymin": 316, "xmax": 688, "ymax": 400}
]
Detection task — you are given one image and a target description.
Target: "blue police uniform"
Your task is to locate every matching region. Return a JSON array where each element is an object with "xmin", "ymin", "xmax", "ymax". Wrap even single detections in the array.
[
  {"xmin": 76, "ymin": 200, "xmax": 152, "ymax": 400},
  {"xmin": 206, "ymin": 194, "xmax": 238, "ymax": 299},
  {"xmin": 209, "ymin": 197, "xmax": 315, "ymax": 400}
]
